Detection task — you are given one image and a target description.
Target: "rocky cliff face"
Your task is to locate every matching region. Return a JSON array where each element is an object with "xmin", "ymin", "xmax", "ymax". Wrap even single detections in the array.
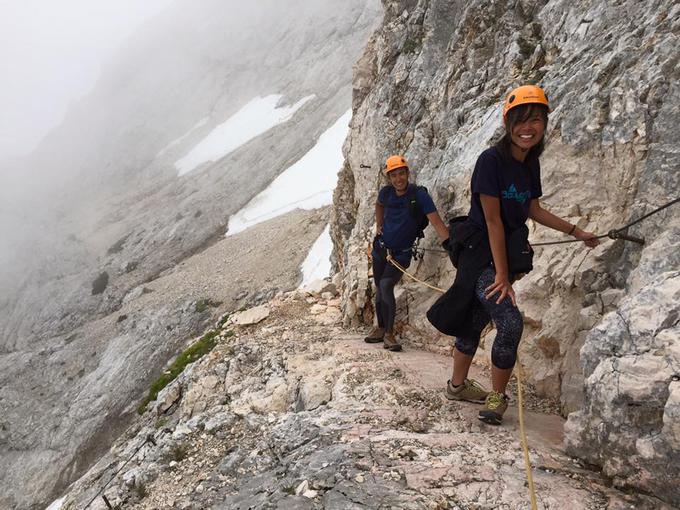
[
  {"xmin": 0, "ymin": 1, "xmax": 382, "ymax": 508},
  {"xmin": 332, "ymin": 0, "xmax": 679, "ymax": 504}
]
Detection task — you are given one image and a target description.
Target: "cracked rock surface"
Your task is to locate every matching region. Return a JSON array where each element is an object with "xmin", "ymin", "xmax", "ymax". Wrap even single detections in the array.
[
  {"xmin": 0, "ymin": 2, "xmax": 381, "ymax": 507},
  {"xmin": 330, "ymin": 0, "xmax": 680, "ymax": 503},
  {"xmin": 57, "ymin": 294, "xmax": 671, "ymax": 510}
]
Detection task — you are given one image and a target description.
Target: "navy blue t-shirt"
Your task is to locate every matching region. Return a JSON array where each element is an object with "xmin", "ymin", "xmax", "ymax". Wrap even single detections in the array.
[
  {"xmin": 467, "ymin": 147, "xmax": 542, "ymax": 232},
  {"xmin": 378, "ymin": 184, "xmax": 436, "ymax": 250}
]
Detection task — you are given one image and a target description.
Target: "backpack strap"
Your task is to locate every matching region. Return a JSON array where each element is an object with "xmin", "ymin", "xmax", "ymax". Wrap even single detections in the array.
[
  {"xmin": 407, "ymin": 185, "xmax": 426, "ymax": 217},
  {"xmin": 381, "ymin": 185, "xmax": 420, "ymax": 207},
  {"xmin": 381, "ymin": 185, "xmax": 407, "ymax": 209}
]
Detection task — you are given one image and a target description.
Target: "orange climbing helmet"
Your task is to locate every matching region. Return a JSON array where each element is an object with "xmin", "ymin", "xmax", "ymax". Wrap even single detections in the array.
[
  {"xmin": 503, "ymin": 85, "xmax": 551, "ymax": 118},
  {"xmin": 385, "ymin": 155, "xmax": 409, "ymax": 174}
]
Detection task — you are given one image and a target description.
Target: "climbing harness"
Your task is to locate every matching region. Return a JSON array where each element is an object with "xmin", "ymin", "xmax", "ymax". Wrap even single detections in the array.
[
  {"xmin": 379, "ymin": 196, "xmax": 678, "ymax": 510},
  {"xmin": 83, "ymin": 434, "xmax": 156, "ymax": 509}
]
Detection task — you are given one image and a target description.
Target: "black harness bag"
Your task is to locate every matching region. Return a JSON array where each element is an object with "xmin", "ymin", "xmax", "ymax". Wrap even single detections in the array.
[{"xmin": 427, "ymin": 219, "xmax": 533, "ymax": 337}]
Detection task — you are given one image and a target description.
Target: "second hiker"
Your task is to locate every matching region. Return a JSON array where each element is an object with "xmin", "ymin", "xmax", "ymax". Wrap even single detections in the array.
[{"xmin": 365, "ymin": 155, "xmax": 450, "ymax": 352}]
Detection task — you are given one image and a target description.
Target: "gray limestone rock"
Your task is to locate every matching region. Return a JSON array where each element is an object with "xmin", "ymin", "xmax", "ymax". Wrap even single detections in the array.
[
  {"xmin": 230, "ymin": 305, "xmax": 270, "ymax": 326},
  {"xmin": 565, "ymin": 233, "xmax": 680, "ymax": 503},
  {"xmin": 330, "ymin": 0, "xmax": 679, "ymax": 503}
]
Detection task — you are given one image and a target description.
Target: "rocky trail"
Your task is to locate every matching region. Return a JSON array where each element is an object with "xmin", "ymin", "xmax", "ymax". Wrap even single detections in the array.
[{"xmin": 58, "ymin": 285, "xmax": 672, "ymax": 510}]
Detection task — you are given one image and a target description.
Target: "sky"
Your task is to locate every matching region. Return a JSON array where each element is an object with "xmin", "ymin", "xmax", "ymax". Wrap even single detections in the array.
[{"xmin": 0, "ymin": 0, "xmax": 174, "ymax": 160}]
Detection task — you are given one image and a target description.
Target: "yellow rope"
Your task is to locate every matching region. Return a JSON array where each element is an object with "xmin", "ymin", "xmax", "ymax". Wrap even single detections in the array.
[
  {"xmin": 385, "ymin": 253, "xmax": 447, "ymax": 293},
  {"xmin": 384, "ymin": 252, "xmax": 537, "ymax": 509},
  {"xmin": 515, "ymin": 358, "xmax": 538, "ymax": 510}
]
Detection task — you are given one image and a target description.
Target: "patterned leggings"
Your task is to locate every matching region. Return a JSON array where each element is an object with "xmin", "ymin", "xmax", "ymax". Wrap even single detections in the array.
[{"xmin": 455, "ymin": 267, "xmax": 523, "ymax": 369}]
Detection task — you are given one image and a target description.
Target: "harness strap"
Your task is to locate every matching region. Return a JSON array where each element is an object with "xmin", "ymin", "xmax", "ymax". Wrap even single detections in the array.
[{"xmin": 376, "ymin": 236, "xmax": 413, "ymax": 255}]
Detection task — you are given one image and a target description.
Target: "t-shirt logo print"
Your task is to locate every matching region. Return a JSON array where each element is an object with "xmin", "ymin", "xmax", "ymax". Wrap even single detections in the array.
[{"xmin": 502, "ymin": 184, "xmax": 531, "ymax": 204}]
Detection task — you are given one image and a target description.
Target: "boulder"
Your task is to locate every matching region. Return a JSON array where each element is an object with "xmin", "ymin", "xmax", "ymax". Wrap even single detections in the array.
[
  {"xmin": 230, "ymin": 305, "xmax": 270, "ymax": 326},
  {"xmin": 302, "ymin": 279, "xmax": 337, "ymax": 296}
]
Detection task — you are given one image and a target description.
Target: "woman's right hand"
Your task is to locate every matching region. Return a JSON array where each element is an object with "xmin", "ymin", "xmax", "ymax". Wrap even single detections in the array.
[
  {"xmin": 573, "ymin": 228, "xmax": 599, "ymax": 248},
  {"xmin": 485, "ymin": 274, "xmax": 517, "ymax": 306}
]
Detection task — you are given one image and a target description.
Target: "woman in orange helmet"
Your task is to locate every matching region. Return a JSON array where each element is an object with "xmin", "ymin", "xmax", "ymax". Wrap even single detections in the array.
[{"xmin": 441, "ymin": 85, "xmax": 598, "ymax": 425}]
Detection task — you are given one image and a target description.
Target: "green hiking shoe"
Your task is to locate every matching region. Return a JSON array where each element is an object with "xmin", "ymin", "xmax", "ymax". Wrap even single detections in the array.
[
  {"xmin": 445, "ymin": 378, "xmax": 489, "ymax": 403},
  {"xmin": 364, "ymin": 327, "xmax": 385, "ymax": 343},
  {"xmin": 478, "ymin": 391, "xmax": 509, "ymax": 425}
]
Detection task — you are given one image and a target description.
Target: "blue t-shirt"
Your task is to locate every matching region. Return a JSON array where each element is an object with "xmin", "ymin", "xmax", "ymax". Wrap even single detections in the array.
[
  {"xmin": 467, "ymin": 147, "xmax": 542, "ymax": 232},
  {"xmin": 378, "ymin": 184, "xmax": 436, "ymax": 250}
]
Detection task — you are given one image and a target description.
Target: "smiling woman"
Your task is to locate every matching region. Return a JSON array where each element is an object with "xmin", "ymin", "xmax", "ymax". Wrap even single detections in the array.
[
  {"xmin": 0, "ymin": 0, "xmax": 174, "ymax": 159},
  {"xmin": 435, "ymin": 84, "xmax": 599, "ymax": 426}
]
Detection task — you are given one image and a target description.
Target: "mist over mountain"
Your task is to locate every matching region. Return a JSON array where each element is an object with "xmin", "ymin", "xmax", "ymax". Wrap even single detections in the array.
[{"xmin": 0, "ymin": 1, "xmax": 381, "ymax": 508}]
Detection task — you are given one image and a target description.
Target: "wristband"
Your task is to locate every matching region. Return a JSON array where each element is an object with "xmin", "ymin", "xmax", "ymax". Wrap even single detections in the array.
[{"xmin": 568, "ymin": 224, "xmax": 576, "ymax": 236}]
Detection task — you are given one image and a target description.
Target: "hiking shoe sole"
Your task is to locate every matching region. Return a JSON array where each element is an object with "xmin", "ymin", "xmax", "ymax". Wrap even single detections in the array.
[
  {"xmin": 364, "ymin": 337, "xmax": 383, "ymax": 343},
  {"xmin": 478, "ymin": 411, "xmax": 503, "ymax": 425},
  {"xmin": 446, "ymin": 394, "xmax": 486, "ymax": 404}
]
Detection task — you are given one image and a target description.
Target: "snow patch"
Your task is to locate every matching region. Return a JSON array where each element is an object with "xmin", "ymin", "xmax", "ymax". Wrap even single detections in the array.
[
  {"xmin": 299, "ymin": 224, "xmax": 332, "ymax": 287},
  {"xmin": 46, "ymin": 496, "xmax": 65, "ymax": 510},
  {"xmin": 175, "ymin": 94, "xmax": 314, "ymax": 176},
  {"xmin": 226, "ymin": 109, "xmax": 351, "ymax": 235}
]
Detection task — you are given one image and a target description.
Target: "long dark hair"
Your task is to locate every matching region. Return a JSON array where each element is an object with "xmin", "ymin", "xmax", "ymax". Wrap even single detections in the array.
[{"xmin": 495, "ymin": 103, "xmax": 549, "ymax": 168}]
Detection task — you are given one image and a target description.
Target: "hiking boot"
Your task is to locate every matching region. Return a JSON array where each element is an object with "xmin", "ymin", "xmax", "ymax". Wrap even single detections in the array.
[
  {"xmin": 364, "ymin": 327, "xmax": 385, "ymax": 343},
  {"xmin": 383, "ymin": 332, "xmax": 402, "ymax": 352},
  {"xmin": 445, "ymin": 378, "xmax": 489, "ymax": 403},
  {"xmin": 478, "ymin": 391, "xmax": 509, "ymax": 425}
]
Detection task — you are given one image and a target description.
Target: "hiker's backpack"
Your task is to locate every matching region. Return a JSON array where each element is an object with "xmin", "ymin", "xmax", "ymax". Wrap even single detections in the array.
[{"xmin": 383, "ymin": 185, "xmax": 430, "ymax": 239}]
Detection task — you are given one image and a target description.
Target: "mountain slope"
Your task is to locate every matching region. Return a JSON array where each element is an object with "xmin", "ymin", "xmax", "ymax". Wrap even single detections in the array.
[
  {"xmin": 54, "ymin": 291, "xmax": 667, "ymax": 509},
  {"xmin": 0, "ymin": 1, "xmax": 382, "ymax": 508}
]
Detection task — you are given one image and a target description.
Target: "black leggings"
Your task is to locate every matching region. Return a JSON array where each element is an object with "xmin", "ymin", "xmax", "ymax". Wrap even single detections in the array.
[
  {"xmin": 372, "ymin": 246, "xmax": 407, "ymax": 332},
  {"xmin": 455, "ymin": 267, "xmax": 523, "ymax": 369}
]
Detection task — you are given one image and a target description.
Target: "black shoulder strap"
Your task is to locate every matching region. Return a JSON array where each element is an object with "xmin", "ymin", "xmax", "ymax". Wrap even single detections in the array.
[
  {"xmin": 408, "ymin": 185, "xmax": 428, "ymax": 211},
  {"xmin": 382, "ymin": 185, "xmax": 406, "ymax": 208}
]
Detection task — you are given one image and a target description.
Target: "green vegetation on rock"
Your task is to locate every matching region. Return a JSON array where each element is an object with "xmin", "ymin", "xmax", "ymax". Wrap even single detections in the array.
[
  {"xmin": 402, "ymin": 38, "xmax": 419, "ymax": 54},
  {"xmin": 137, "ymin": 329, "xmax": 223, "ymax": 414},
  {"xmin": 195, "ymin": 298, "xmax": 222, "ymax": 313}
]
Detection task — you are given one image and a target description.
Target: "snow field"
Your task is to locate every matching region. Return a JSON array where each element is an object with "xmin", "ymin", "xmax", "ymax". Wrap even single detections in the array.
[
  {"xmin": 45, "ymin": 496, "xmax": 65, "ymax": 510},
  {"xmin": 226, "ymin": 109, "xmax": 351, "ymax": 235},
  {"xmin": 299, "ymin": 224, "xmax": 332, "ymax": 287},
  {"xmin": 175, "ymin": 94, "xmax": 314, "ymax": 176}
]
